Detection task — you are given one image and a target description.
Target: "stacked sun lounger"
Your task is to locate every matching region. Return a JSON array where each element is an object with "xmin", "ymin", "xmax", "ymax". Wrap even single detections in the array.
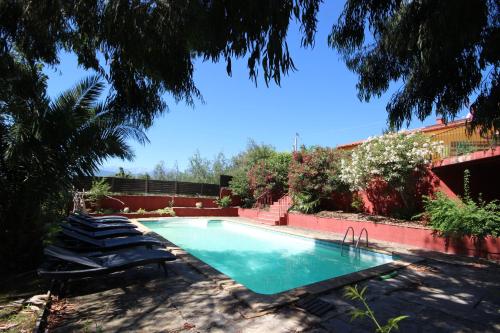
[{"xmin": 38, "ymin": 212, "xmax": 176, "ymax": 280}]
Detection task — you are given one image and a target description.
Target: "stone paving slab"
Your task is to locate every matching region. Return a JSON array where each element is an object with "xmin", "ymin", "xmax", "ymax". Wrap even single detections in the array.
[{"xmin": 47, "ymin": 219, "xmax": 500, "ymax": 332}]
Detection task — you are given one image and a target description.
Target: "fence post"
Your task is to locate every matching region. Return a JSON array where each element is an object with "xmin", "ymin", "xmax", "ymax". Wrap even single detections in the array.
[
  {"xmin": 174, "ymin": 181, "xmax": 178, "ymax": 195},
  {"xmin": 145, "ymin": 178, "xmax": 149, "ymax": 194},
  {"xmin": 200, "ymin": 183, "xmax": 204, "ymax": 196}
]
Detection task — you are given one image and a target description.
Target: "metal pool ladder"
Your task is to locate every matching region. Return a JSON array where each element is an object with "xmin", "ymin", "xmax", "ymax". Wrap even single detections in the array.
[
  {"xmin": 341, "ymin": 227, "xmax": 369, "ymax": 256},
  {"xmin": 355, "ymin": 228, "xmax": 369, "ymax": 256},
  {"xmin": 340, "ymin": 226, "xmax": 355, "ymax": 256}
]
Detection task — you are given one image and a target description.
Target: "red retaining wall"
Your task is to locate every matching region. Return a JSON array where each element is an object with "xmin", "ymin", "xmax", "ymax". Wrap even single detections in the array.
[
  {"xmin": 94, "ymin": 207, "xmax": 238, "ymax": 218},
  {"xmin": 238, "ymin": 208, "xmax": 260, "ymax": 219},
  {"xmin": 100, "ymin": 195, "xmax": 219, "ymax": 211},
  {"xmin": 287, "ymin": 213, "xmax": 500, "ymax": 260}
]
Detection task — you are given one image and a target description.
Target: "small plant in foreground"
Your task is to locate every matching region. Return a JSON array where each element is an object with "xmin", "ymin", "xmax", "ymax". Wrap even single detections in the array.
[
  {"xmin": 136, "ymin": 208, "xmax": 147, "ymax": 214},
  {"xmin": 344, "ymin": 285, "xmax": 408, "ymax": 333},
  {"xmin": 215, "ymin": 196, "xmax": 232, "ymax": 208}
]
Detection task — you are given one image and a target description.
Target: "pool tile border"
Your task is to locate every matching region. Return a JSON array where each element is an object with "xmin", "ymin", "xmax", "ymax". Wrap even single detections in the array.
[{"xmin": 133, "ymin": 217, "xmax": 423, "ymax": 312}]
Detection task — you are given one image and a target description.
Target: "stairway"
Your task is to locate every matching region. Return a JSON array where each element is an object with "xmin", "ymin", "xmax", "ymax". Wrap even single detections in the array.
[{"xmin": 255, "ymin": 195, "xmax": 292, "ymax": 225}]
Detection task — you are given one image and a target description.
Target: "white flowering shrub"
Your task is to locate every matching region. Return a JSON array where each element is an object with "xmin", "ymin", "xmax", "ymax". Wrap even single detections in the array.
[{"xmin": 340, "ymin": 132, "xmax": 443, "ymax": 217}]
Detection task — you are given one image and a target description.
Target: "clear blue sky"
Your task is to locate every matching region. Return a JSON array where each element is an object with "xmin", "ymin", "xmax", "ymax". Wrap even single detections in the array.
[{"xmin": 45, "ymin": 1, "xmax": 468, "ymax": 175}]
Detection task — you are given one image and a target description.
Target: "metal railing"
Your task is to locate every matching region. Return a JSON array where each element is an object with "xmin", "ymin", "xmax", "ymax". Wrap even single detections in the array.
[
  {"xmin": 429, "ymin": 126, "xmax": 499, "ymax": 161},
  {"xmin": 254, "ymin": 190, "xmax": 273, "ymax": 209},
  {"xmin": 341, "ymin": 227, "xmax": 355, "ymax": 256},
  {"xmin": 277, "ymin": 194, "xmax": 292, "ymax": 218}
]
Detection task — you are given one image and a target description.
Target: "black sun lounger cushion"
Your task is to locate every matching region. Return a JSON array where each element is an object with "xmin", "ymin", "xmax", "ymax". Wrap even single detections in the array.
[
  {"xmin": 60, "ymin": 229, "xmax": 162, "ymax": 250},
  {"xmin": 67, "ymin": 215, "xmax": 137, "ymax": 230},
  {"xmin": 61, "ymin": 223, "xmax": 143, "ymax": 239},
  {"xmin": 71, "ymin": 212, "xmax": 130, "ymax": 223},
  {"xmin": 38, "ymin": 245, "xmax": 176, "ymax": 279}
]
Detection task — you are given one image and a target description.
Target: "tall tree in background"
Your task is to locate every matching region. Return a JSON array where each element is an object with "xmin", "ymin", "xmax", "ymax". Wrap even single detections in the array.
[
  {"xmin": 329, "ymin": 0, "xmax": 499, "ymax": 133},
  {"xmin": 115, "ymin": 167, "xmax": 132, "ymax": 178}
]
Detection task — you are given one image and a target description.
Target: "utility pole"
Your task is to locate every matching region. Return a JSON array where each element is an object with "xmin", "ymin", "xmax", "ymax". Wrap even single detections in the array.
[{"xmin": 293, "ymin": 133, "xmax": 300, "ymax": 152}]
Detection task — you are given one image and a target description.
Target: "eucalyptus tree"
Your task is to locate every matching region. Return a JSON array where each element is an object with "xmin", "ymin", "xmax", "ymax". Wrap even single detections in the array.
[
  {"xmin": 329, "ymin": 0, "xmax": 499, "ymax": 133},
  {"xmin": 1, "ymin": 1, "xmax": 497, "ymax": 133},
  {"xmin": 0, "ymin": 74, "xmax": 146, "ymax": 270}
]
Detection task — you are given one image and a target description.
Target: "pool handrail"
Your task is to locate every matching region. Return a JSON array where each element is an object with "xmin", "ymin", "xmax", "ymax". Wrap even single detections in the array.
[{"xmin": 341, "ymin": 226, "xmax": 355, "ymax": 256}]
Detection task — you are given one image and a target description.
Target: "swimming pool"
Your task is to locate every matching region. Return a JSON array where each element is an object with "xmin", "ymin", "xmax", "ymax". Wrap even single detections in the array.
[{"xmin": 141, "ymin": 218, "xmax": 395, "ymax": 295}]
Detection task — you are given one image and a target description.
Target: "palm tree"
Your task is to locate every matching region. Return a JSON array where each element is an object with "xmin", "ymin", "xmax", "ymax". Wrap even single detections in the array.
[{"xmin": 0, "ymin": 75, "xmax": 147, "ymax": 271}]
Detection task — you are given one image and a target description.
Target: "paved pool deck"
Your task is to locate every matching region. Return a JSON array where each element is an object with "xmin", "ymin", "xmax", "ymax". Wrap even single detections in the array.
[{"xmin": 48, "ymin": 218, "xmax": 500, "ymax": 332}]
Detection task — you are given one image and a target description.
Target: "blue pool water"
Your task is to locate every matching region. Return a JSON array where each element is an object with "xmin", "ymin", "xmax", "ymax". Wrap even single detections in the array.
[{"xmin": 141, "ymin": 218, "xmax": 394, "ymax": 294}]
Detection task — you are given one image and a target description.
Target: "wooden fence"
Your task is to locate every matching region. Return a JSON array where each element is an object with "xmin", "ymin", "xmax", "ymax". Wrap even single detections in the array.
[{"xmin": 77, "ymin": 177, "xmax": 221, "ymax": 197}]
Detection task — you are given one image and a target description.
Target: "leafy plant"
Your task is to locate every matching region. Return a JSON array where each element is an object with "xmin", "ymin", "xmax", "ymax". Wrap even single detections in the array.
[
  {"xmin": 420, "ymin": 170, "xmax": 500, "ymax": 238},
  {"xmin": 247, "ymin": 152, "xmax": 291, "ymax": 199},
  {"xmin": 1, "ymin": 75, "xmax": 145, "ymax": 272},
  {"xmin": 289, "ymin": 146, "xmax": 347, "ymax": 214},
  {"xmin": 215, "ymin": 196, "xmax": 232, "ymax": 208},
  {"xmin": 156, "ymin": 207, "xmax": 176, "ymax": 216},
  {"xmin": 421, "ymin": 193, "xmax": 500, "ymax": 238},
  {"xmin": 344, "ymin": 285, "xmax": 408, "ymax": 333},
  {"xmin": 351, "ymin": 193, "xmax": 365, "ymax": 213},
  {"xmin": 290, "ymin": 192, "xmax": 320, "ymax": 214},
  {"xmin": 87, "ymin": 178, "xmax": 111, "ymax": 204},
  {"xmin": 136, "ymin": 208, "xmax": 147, "ymax": 214}
]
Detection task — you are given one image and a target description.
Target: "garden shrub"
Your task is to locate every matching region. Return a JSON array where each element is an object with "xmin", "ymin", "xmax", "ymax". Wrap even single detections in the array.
[
  {"xmin": 247, "ymin": 152, "xmax": 292, "ymax": 199},
  {"xmin": 215, "ymin": 196, "xmax": 232, "ymax": 208},
  {"xmin": 156, "ymin": 207, "xmax": 176, "ymax": 216},
  {"xmin": 288, "ymin": 147, "xmax": 347, "ymax": 213},
  {"xmin": 422, "ymin": 193, "xmax": 500, "ymax": 238},
  {"xmin": 340, "ymin": 132, "xmax": 442, "ymax": 218},
  {"xmin": 421, "ymin": 171, "xmax": 500, "ymax": 238},
  {"xmin": 87, "ymin": 178, "xmax": 111, "ymax": 210},
  {"xmin": 229, "ymin": 140, "xmax": 276, "ymax": 206}
]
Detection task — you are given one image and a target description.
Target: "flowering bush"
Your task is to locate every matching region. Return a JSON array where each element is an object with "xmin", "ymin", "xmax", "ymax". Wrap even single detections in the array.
[
  {"xmin": 288, "ymin": 147, "xmax": 347, "ymax": 213},
  {"xmin": 247, "ymin": 152, "xmax": 291, "ymax": 199},
  {"xmin": 340, "ymin": 132, "xmax": 442, "ymax": 217}
]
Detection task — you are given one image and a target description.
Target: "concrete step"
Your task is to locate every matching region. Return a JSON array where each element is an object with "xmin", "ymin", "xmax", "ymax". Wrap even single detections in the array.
[
  {"xmin": 256, "ymin": 218, "xmax": 279, "ymax": 225},
  {"xmin": 258, "ymin": 212, "xmax": 280, "ymax": 219}
]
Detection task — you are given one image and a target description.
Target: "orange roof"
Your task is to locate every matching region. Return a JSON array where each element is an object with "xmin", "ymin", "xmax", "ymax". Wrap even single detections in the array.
[{"xmin": 336, "ymin": 119, "xmax": 467, "ymax": 150}]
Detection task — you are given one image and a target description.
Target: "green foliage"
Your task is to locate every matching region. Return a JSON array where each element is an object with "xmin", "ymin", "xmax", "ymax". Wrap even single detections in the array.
[
  {"xmin": 1, "ymin": 1, "xmax": 320, "ymax": 131},
  {"xmin": 329, "ymin": 0, "xmax": 499, "ymax": 135},
  {"xmin": 290, "ymin": 192, "xmax": 320, "ymax": 214},
  {"xmin": 345, "ymin": 285, "xmax": 408, "ymax": 333},
  {"xmin": 136, "ymin": 208, "xmax": 147, "ymax": 214},
  {"xmin": 421, "ymin": 169, "xmax": 500, "ymax": 238},
  {"xmin": 229, "ymin": 140, "xmax": 278, "ymax": 204},
  {"xmin": 156, "ymin": 207, "xmax": 176, "ymax": 216},
  {"xmin": 422, "ymin": 193, "xmax": 500, "ymax": 238},
  {"xmin": 247, "ymin": 152, "xmax": 292, "ymax": 198},
  {"xmin": 214, "ymin": 196, "xmax": 232, "ymax": 208},
  {"xmin": 0, "ymin": 75, "xmax": 144, "ymax": 272},
  {"xmin": 149, "ymin": 152, "xmax": 231, "ymax": 184},
  {"xmin": 289, "ymin": 147, "xmax": 347, "ymax": 214},
  {"xmin": 87, "ymin": 178, "xmax": 111, "ymax": 203},
  {"xmin": 351, "ymin": 193, "xmax": 365, "ymax": 213}
]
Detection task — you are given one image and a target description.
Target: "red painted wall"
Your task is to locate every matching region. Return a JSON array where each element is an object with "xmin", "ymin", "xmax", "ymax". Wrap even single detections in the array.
[
  {"xmin": 238, "ymin": 208, "xmax": 260, "ymax": 219},
  {"xmin": 94, "ymin": 207, "xmax": 238, "ymax": 218},
  {"xmin": 287, "ymin": 213, "xmax": 500, "ymax": 260},
  {"xmin": 100, "ymin": 195, "xmax": 219, "ymax": 211},
  {"xmin": 326, "ymin": 168, "xmax": 457, "ymax": 216},
  {"xmin": 220, "ymin": 187, "xmax": 242, "ymax": 206}
]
